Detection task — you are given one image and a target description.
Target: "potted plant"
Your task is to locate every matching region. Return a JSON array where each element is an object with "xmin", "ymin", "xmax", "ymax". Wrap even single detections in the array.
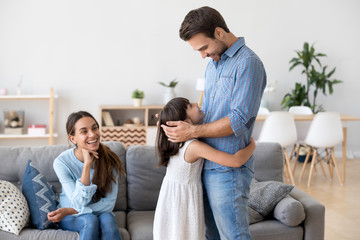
[
  {"xmin": 281, "ymin": 42, "xmax": 342, "ymax": 113},
  {"xmin": 132, "ymin": 89, "xmax": 144, "ymax": 107},
  {"xmin": 158, "ymin": 78, "xmax": 178, "ymax": 104}
]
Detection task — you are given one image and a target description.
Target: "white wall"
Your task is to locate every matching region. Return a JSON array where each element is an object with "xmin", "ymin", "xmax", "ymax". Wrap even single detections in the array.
[{"xmin": 0, "ymin": 0, "xmax": 359, "ymax": 155}]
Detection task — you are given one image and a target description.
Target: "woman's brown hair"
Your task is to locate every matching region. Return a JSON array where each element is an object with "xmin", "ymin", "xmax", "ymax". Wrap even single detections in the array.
[
  {"xmin": 156, "ymin": 98, "xmax": 190, "ymax": 167},
  {"xmin": 66, "ymin": 111, "xmax": 126, "ymax": 202}
]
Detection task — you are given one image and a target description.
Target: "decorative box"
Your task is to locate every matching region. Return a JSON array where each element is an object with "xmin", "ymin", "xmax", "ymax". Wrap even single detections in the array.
[
  {"xmin": 4, "ymin": 127, "xmax": 23, "ymax": 135},
  {"xmin": 28, "ymin": 124, "xmax": 46, "ymax": 136}
]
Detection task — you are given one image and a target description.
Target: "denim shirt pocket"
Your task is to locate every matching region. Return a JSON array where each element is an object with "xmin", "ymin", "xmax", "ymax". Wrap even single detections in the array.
[{"xmin": 219, "ymin": 75, "xmax": 234, "ymax": 96}]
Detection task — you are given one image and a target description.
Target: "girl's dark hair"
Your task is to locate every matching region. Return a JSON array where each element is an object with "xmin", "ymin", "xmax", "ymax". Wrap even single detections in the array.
[
  {"xmin": 66, "ymin": 111, "xmax": 126, "ymax": 202},
  {"xmin": 179, "ymin": 6, "xmax": 229, "ymax": 41},
  {"xmin": 156, "ymin": 98, "xmax": 190, "ymax": 167}
]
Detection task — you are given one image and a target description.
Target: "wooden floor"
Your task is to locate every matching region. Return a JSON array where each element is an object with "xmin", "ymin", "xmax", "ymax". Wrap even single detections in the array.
[{"xmin": 288, "ymin": 157, "xmax": 360, "ymax": 240}]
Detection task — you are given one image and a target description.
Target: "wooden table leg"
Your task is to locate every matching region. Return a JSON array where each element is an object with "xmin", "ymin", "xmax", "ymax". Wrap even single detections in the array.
[{"xmin": 342, "ymin": 126, "xmax": 347, "ymax": 183}]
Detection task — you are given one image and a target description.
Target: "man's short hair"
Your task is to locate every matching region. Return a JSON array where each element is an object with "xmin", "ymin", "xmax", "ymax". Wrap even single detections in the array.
[{"xmin": 179, "ymin": 6, "xmax": 230, "ymax": 41}]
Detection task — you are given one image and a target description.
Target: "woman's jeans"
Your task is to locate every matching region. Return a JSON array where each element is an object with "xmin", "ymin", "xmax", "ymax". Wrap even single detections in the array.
[
  {"xmin": 59, "ymin": 212, "xmax": 122, "ymax": 240},
  {"xmin": 203, "ymin": 165, "xmax": 253, "ymax": 240}
]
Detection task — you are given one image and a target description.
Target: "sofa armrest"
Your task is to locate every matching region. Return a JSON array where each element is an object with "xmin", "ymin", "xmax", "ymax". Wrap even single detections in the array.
[{"xmin": 289, "ymin": 187, "xmax": 325, "ymax": 240}]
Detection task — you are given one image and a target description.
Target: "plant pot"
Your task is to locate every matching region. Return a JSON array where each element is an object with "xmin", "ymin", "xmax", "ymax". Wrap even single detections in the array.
[
  {"xmin": 133, "ymin": 98, "xmax": 143, "ymax": 107},
  {"xmin": 163, "ymin": 88, "xmax": 175, "ymax": 104}
]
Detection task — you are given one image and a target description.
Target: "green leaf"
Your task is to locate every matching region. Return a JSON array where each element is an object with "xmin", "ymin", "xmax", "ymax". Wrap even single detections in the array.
[
  {"xmin": 304, "ymin": 42, "xmax": 309, "ymax": 52},
  {"xmin": 158, "ymin": 78, "xmax": 178, "ymax": 88},
  {"xmin": 296, "ymin": 51, "xmax": 302, "ymax": 59},
  {"xmin": 310, "ymin": 46, "xmax": 315, "ymax": 57},
  {"xmin": 326, "ymin": 67, "xmax": 336, "ymax": 78},
  {"xmin": 332, "ymin": 79, "xmax": 343, "ymax": 84},
  {"xmin": 132, "ymin": 89, "xmax": 144, "ymax": 99},
  {"xmin": 328, "ymin": 82, "xmax": 333, "ymax": 94}
]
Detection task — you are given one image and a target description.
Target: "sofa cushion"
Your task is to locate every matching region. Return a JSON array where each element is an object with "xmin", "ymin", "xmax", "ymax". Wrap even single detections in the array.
[
  {"xmin": 113, "ymin": 211, "xmax": 127, "ymax": 228},
  {"xmin": 248, "ymin": 179, "xmax": 294, "ymax": 217},
  {"xmin": 126, "ymin": 146, "xmax": 166, "ymax": 211},
  {"xmin": 103, "ymin": 141, "xmax": 127, "ymax": 212},
  {"xmin": 0, "ymin": 228, "xmax": 79, "ymax": 240},
  {"xmin": 0, "ymin": 145, "xmax": 68, "ymax": 191},
  {"xmin": 22, "ymin": 160, "xmax": 58, "ymax": 230},
  {"xmin": 127, "ymin": 211, "xmax": 155, "ymax": 240},
  {"xmin": 253, "ymin": 142, "xmax": 284, "ymax": 182},
  {"xmin": 0, "ymin": 180, "xmax": 30, "ymax": 235},
  {"xmin": 273, "ymin": 195, "xmax": 306, "ymax": 226},
  {"xmin": 248, "ymin": 205, "xmax": 264, "ymax": 224},
  {"xmin": 250, "ymin": 219, "xmax": 303, "ymax": 240}
]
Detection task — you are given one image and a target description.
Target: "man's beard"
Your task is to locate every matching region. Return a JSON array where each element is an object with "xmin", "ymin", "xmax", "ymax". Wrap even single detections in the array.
[{"xmin": 211, "ymin": 42, "xmax": 227, "ymax": 62}]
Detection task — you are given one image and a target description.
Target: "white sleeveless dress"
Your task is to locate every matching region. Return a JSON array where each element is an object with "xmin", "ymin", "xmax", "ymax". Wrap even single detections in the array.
[{"xmin": 153, "ymin": 139, "xmax": 205, "ymax": 240}]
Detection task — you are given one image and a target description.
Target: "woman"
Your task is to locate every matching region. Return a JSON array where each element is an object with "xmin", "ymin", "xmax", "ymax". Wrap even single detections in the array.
[{"xmin": 47, "ymin": 111, "xmax": 125, "ymax": 240}]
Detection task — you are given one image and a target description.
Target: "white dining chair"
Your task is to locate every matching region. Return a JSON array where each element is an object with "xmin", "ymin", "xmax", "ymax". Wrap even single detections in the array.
[
  {"xmin": 289, "ymin": 106, "xmax": 313, "ymax": 115},
  {"xmin": 258, "ymin": 111, "xmax": 297, "ymax": 185},
  {"xmin": 298, "ymin": 112, "xmax": 344, "ymax": 187},
  {"xmin": 258, "ymin": 107, "xmax": 270, "ymax": 115},
  {"xmin": 252, "ymin": 107, "xmax": 270, "ymax": 140},
  {"xmin": 288, "ymin": 106, "xmax": 313, "ymax": 174}
]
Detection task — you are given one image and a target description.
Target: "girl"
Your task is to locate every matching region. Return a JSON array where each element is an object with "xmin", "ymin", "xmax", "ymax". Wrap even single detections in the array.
[
  {"xmin": 153, "ymin": 98, "xmax": 255, "ymax": 240},
  {"xmin": 47, "ymin": 111, "xmax": 125, "ymax": 240}
]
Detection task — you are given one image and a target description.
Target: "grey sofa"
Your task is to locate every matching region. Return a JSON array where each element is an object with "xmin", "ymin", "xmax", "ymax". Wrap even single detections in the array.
[{"xmin": 0, "ymin": 141, "xmax": 324, "ymax": 240}]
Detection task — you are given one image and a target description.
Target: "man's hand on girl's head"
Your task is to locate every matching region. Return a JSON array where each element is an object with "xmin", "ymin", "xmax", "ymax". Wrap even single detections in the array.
[{"xmin": 161, "ymin": 121, "xmax": 194, "ymax": 143}]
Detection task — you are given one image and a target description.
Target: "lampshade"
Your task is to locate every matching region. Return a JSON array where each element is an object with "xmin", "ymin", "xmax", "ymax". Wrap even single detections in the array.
[{"xmin": 195, "ymin": 78, "xmax": 205, "ymax": 91}]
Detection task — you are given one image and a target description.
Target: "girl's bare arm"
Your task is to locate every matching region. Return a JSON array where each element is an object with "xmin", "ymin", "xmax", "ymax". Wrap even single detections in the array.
[{"xmin": 184, "ymin": 138, "xmax": 255, "ymax": 168}]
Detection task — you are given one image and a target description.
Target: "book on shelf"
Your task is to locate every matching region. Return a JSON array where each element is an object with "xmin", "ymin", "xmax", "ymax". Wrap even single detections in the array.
[
  {"xmin": 4, "ymin": 127, "xmax": 23, "ymax": 135},
  {"xmin": 102, "ymin": 111, "xmax": 115, "ymax": 126}
]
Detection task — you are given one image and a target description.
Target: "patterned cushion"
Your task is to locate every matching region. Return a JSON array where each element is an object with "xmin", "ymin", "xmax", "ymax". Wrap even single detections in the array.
[
  {"xmin": 248, "ymin": 179, "xmax": 294, "ymax": 218},
  {"xmin": 22, "ymin": 160, "xmax": 58, "ymax": 230},
  {"xmin": 0, "ymin": 180, "xmax": 30, "ymax": 235},
  {"xmin": 247, "ymin": 205, "xmax": 264, "ymax": 224}
]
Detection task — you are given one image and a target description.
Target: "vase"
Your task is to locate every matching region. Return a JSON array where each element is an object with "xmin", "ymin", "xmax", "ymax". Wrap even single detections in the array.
[
  {"xmin": 0, "ymin": 88, "xmax": 8, "ymax": 96},
  {"xmin": 163, "ymin": 88, "xmax": 175, "ymax": 104},
  {"xmin": 133, "ymin": 98, "xmax": 142, "ymax": 107}
]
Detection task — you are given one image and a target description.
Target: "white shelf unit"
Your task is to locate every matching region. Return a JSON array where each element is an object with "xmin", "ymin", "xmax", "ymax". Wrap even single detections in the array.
[
  {"xmin": 99, "ymin": 105, "xmax": 163, "ymax": 147},
  {"xmin": 0, "ymin": 88, "xmax": 58, "ymax": 145}
]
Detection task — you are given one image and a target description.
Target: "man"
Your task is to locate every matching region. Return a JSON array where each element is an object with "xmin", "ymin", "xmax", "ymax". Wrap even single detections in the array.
[{"xmin": 162, "ymin": 6, "xmax": 266, "ymax": 240}]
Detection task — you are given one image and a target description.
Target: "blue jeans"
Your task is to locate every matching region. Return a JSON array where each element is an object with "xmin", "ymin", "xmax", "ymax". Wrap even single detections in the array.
[
  {"xmin": 202, "ymin": 165, "xmax": 253, "ymax": 240},
  {"xmin": 59, "ymin": 212, "xmax": 122, "ymax": 240}
]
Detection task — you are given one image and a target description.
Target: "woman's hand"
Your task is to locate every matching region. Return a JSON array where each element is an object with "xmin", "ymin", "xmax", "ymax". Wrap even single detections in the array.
[
  {"xmin": 81, "ymin": 148, "xmax": 99, "ymax": 166},
  {"xmin": 80, "ymin": 148, "xmax": 98, "ymax": 186},
  {"xmin": 47, "ymin": 208, "xmax": 78, "ymax": 223}
]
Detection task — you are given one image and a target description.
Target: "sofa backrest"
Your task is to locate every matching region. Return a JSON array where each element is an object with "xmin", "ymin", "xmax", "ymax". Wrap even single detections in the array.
[
  {"xmin": 253, "ymin": 142, "xmax": 284, "ymax": 182},
  {"xmin": 125, "ymin": 142, "xmax": 284, "ymax": 212},
  {"xmin": 0, "ymin": 141, "xmax": 127, "ymax": 212},
  {"xmin": 102, "ymin": 141, "xmax": 127, "ymax": 212},
  {"xmin": 126, "ymin": 145, "xmax": 166, "ymax": 211},
  {"xmin": 0, "ymin": 144, "xmax": 68, "ymax": 191},
  {"xmin": 0, "ymin": 141, "xmax": 283, "ymax": 214}
]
